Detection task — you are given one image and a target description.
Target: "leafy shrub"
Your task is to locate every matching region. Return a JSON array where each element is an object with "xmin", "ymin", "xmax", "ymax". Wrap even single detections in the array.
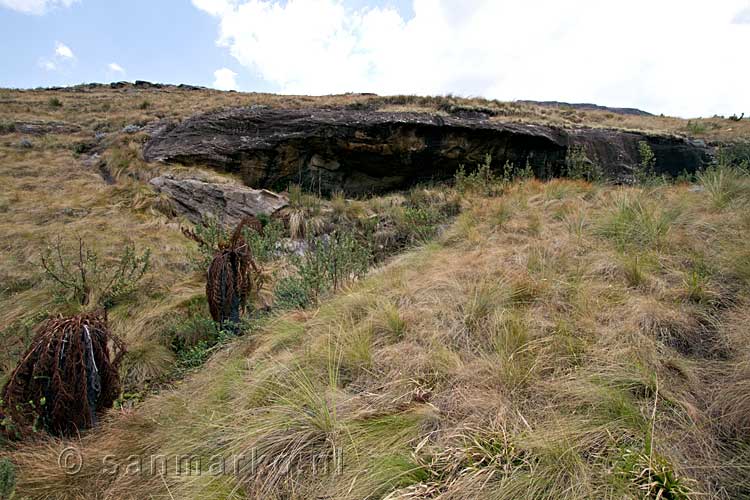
[
  {"xmin": 455, "ymin": 154, "xmax": 503, "ymax": 195},
  {"xmin": 565, "ymin": 145, "xmax": 603, "ymax": 182},
  {"xmin": 138, "ymin": 100, "xmax": 151, "ymax": 110},
  {"xmin": 40, "ymin": 236, "xmax": 150, "ymax": 309},
  {"xmin": 288, "ymin": 230, "xmax": 371, "ymax": 305},
  {"xmin": 245, "ymin": 219, "xmax": 285, "ymax": 262},
  {"xmin": 685, "ymin": 120, "xmax": 707, "ymax": 135},
  {"xmin": 273, "ymin": 275, "xmax": 312, "ymax": 309},
  {"xmin": 47, "ymin": 97, "xmax": 63, "ymax": 108},
  {"xmin": 190, "ymin": 215, "xmax": 284, "ymax": 267},
  {"xmin": 0, "ymin": 457, "xmax": 15, "ymax": 499},
  {"xmin": 635, "ymin": 141, "xmax": 657, "ymax": 183}
]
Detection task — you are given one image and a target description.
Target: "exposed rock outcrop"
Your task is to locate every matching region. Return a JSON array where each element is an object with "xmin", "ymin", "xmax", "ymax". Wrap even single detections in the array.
[
  {"xmin": 0, "ymin": 121, "xmax": 81, "ymax": 136},
  {"xmin": 144, "ymin": 107, "xmax": 713, "ymax": 195},
  {"xmin": 149, "ymin": 174, "xmax": 288, "ymax": 226}
]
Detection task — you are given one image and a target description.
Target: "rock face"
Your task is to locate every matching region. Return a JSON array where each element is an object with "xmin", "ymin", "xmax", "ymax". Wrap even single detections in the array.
[
  {"xmin": 0, "ymin": 121, "xmax": 81, "ymax": 136},
  {"xmin": 143, "ymin": 107, "xmax": 713, "ymax": 195},
  {"xmin": 149, "ymin": 174, "xmax": 288, "ymax": 226}
]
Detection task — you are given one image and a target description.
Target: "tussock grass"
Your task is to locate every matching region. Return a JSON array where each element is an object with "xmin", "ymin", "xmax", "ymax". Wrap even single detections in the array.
[{"xmin": 2, "ymin": 84, "xmax": 750, "ymax": 499}]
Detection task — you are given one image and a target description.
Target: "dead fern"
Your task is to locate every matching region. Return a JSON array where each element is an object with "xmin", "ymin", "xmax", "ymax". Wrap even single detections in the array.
[
  {"xmin": 1, "ymin": 311, "xmax": 125, "ymax": 438},
  {"xmin": 185, "ymin": 217, "xmax": 265, "ymax": 328}
]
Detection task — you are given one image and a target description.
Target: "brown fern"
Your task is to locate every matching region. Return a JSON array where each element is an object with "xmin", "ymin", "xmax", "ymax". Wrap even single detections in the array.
[
  {"xmin": 205, "ymin": 216, "xmax": 264, "ymax": 327},
  {"xmin": 0, "ymin": 311, "xmax": 125, "ymax": 438}
]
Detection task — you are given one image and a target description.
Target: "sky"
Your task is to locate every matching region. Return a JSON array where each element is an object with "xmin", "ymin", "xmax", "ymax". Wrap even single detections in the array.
[{"xmin": 1, "ymin": 0, "xmax": 749, "ymax": 117}]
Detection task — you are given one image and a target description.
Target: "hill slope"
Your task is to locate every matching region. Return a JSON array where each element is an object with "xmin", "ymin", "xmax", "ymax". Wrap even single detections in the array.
[{"xmin": 1, "ymin": 86, "xmax": 750, "ymax": 499}]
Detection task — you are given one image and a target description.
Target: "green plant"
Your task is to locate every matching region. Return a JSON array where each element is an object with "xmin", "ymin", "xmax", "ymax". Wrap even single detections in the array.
[
  {"xmin": 622, "ymin": 254, "xmax": 647, "ymax": 287},
  {"xmin": 138, "ymin": 100, "xmax": 151, "ymax": 110},
  {"xmin": 635, "ymin": 141, "xmax": 657, "ymax": 184},
  {"xmin": 40, "ymin": 236, "xmax": 151, "ymax": 309},
  {"xmin": 454, "ymin": 154, "xmax": 502, "ymax": 195},
  {"xmin": 696, "ymin": 164, "xmax": 748, "ymax": 209},
  {"xmin": 273, "ymin": 275, "xmax": 311, "ymax": 309},
  {"xmin": 291, "ymin": 230, "xmax": 371, "ymax": 304},
  {"xmin": 619, "ymin": 448, "xmax": 694, "ymax": 499},
  {"xmin": 565, "ymin": 145, "xmax": 602, "ymax": 182},
  {"xmin": 0, "ymin": 457, "xmax": 15, "ymax": 499},
  {"xmin": 244, "ymin": 219, "xmax": 284, "ymax": 263},
  {"xmin": 685, "ymin": 120, "xmax": 707, "ymax": 135},
  {"xmin": 47, "ymin": 97, "xmax": 62, "ymax": 108},
  {"xmin": 598, "ymin": 196, "xmax": 677, "ymax": 249}
]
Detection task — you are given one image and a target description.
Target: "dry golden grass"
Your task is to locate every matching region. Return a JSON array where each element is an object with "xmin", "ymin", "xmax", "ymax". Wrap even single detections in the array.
[
  {"xmin": 2, "ymin": 85, "xmax": 750, "ymax": 142},
  {"xmin": 2, "ymin": 86, "xmax": 750, "ymax": 499},
  {"xmin": 4, "ymin": 174, "xmax": 750, "ymax": 499}
]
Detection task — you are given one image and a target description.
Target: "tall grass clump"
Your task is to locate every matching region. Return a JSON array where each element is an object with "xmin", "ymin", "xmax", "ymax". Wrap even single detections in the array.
[
  {"xmin": 697, "ymin": 164, "xmax": 749, "ymax": 209},
  {"xmin": 597, "ymin": 194, "xmax": 678, "ymax": 250}
]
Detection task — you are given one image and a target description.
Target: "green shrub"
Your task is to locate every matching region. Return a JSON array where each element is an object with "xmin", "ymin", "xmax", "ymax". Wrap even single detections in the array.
[
  {"xmin": 290, "ymin": 230, "xmax": 371, "ymax": 305},
  {"xmin": 40, "ymin": 236, "xmax": 150, "ymax": 309},
  {"xmin": 565, "ymin": 145, "xmax": 603, "ymax": 182},
  {"xmin": 0, "ymin": 458, "xmax": 15, "ymax": 499},
  {"xmin": 273, "ymin": 275, "xmax": 312, "ymax": 309},
  {"xmin": 685, "ymin": 120, "xmax": 707, "ymax": 135},
  {"xmin": 191, "ymin": 216, "xmax": 284, "ymax": 268},
  {"xmin": 47, "ymin": 97, "xmax": 63, "ymax": 108},
  {"xmin": 455, "ymin": 154, "xmax": 503, "ymax": 195},
  {"xmin": 635, "ymin": 141, "xmax": 657, "ymax": 184},
  {"xmin": 138, "ymin": 100, "xmax": 151, "ymax": 110},
  {"xmin": 244, "ymin": 219, "xmax": 285, "ymax": 263}
]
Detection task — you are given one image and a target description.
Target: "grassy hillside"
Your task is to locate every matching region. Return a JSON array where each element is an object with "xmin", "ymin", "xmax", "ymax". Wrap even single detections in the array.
[{"xmin": 1, "ymin": 86, "xmax": 750, "ymax": 499}]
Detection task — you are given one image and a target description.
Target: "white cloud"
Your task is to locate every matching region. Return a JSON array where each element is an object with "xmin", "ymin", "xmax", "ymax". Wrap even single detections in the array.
[
  {"xmin": 213, "ymin": 67, "xmax": 239, "ymax": 90},
  {"xmin": 54, "ymin": 41, "xmax": 74, "ymax": 59},
  {"xmin": 0, "ymin": 0, "xmax": 79, "ymax": 15},
  {"xmin": 108, "ymin": 62, "xmax": 125, "ymax": 74},
  {"xmin": 39, "ymin": 41, "xmax": 75, "ymax": 72},
  {"xmin": 734, "ymin": 6, "xmax": 750, "ymax": 23},
  {"xmin": 39, "ymin": 59, "xmax": 57, "ymax": 71},
  {"xmin": 194, "ymin": 0, "xmax": 750, "ymax": 117}
]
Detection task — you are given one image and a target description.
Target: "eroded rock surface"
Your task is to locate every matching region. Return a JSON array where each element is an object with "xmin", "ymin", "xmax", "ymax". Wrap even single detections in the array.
[
  {"xmin": 144, "ymin": 107, "xmax": 713, "ymax": 195},
  {"xmin": 149, "ymin": 174, "xmax": 288, "ymax": 226}
]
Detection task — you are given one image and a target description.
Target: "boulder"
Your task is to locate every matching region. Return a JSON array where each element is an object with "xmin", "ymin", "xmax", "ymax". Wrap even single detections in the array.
[
  {"xmin": 149, "ymin": 174, "xmax": 288, "ymax": 226},
  {"xmin": 143, "ymin": 107, "xmax": 714, "ymax": 195}
]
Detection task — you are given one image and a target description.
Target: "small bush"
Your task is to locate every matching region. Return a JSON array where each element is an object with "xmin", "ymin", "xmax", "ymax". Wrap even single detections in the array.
[
  {"xmin": 565, "ymin": 145, "xmax": 602, "ymax": 182},
  {"xmin": 40, "ymin": 236, "xmax": 150, "ymax": 309},
  {"xmin": 685, "ymin": 120, "xmax": 707, "ymax": 135},
  {"xmin": 0, "ymin": 457, "xmax": 15, "ymax": 499},
  {"xmin": 455, "ymin": 154, "xmax": 503, "ymax": 195},
  {"xmin": 189, "ymin": 215, "xmax": 283, "ymax": 268},
  {"xmin": 273, "ymin": 275, "xmax": 312, "ymax": 309},
  {"xmin": 47, "ymin": 97, "xmax": 63, "ymax": 108},
  {"xmin": 635, "ymin": 141, "xmax": 657, "ymax": 183},
  {"xmin": 138, "ymin": 100, "xmax": 151, "ymax": 110},
  {"xmin": 290, "ymin": 230, "xmax": 371, "ymax": 305}
]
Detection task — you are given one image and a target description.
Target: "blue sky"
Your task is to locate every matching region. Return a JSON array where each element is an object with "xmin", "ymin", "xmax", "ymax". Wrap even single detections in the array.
[
  {"xmin": 0, "ymin": 0, "xmax": 413, "ymax": 91},
  {"xmin": 1, "ymin": 0, "xmax": 749, "ymax": 117}
]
